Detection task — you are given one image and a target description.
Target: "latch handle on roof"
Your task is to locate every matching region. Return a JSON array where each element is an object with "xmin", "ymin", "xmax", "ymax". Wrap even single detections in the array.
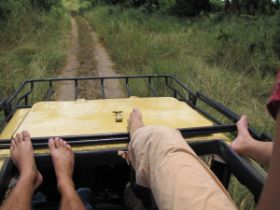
[{"xmin": 113, "ymin": 111, "xmax": 123, "ymax": 122}]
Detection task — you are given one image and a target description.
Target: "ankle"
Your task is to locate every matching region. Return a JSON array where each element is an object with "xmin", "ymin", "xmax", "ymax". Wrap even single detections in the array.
[
  {"xmin": 240, "ymin": 136, "xmax": 255, "ymax": 154},
  {"xmin": 57, "ymin": 177, "xmax": 74, "ymax": 192},
  {"xmin": 20, "ymin": 170, "xmax": 37, "ymax": 181}
]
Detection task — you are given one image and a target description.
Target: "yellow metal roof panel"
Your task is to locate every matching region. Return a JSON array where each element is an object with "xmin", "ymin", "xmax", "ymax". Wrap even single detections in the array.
[
  {"xmin": 0, "ymin": 97, "xmax": 226, "ymax": 139},
  {"xmin": 0, "ymin": 108, "xmax": 30, "ymax": 139}
]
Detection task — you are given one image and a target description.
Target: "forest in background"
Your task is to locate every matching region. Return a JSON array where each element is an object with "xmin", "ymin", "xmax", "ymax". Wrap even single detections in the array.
[
  {"xmin": 1, "ymin": 0, "xmax": 280, "ymax": 209},
  {"xmin": 1, "ymin": 0, "xmax": 280, "ymax": 132}
]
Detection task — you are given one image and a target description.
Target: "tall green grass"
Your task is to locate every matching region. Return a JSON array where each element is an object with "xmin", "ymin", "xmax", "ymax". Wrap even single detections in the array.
[
  {"xmin": 83, "ymin": 6, "xmax": 280, "ymax": 209},
  {"xmin": 0, "ymin": 2, "xmax": 70, "ymax": 99},
  {"xmin": 84, "ymin": 6, "xmax": 280, "ymax": 135}
]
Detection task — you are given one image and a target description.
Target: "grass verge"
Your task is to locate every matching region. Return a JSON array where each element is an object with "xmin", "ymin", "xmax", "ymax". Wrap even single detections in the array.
[
  {"xmin": 84, "ymin": 6, "xmax": 279, "ymax": 135},
  {"xmin": 0, "ymin": 6, "xmax": 70, "ymax": 100},
  {"xmin": 83, "ymin": 6, "xmax": 280, "ymax": 209}
]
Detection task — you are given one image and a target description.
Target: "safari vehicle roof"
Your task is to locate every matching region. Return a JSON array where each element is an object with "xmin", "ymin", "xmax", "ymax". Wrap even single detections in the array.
[
  {"xmin": 0, "ymin": 97, "xmax": 228, "ymax": 140},
  {"xmin": 0, "ymin": 96, "xmax": 230, "ymax": 158},
  {"xmin": 0, "ymin": 75, "xmax": 272, "ymax": 156},
  {"xmin": 0, "ymin": 75, "xmax": 273, "ymax": 203}
]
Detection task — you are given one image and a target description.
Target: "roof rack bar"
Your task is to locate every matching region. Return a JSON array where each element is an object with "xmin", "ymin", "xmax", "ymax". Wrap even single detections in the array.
[
  {"xmin": 180, "ymin": 124, "xmax": 236, "ymax": 137},
  {"xmin": 1, "ymin": 75, "xmax": 271, "ymax": 142},
  {"xmin": 0, "ymin": 124, "xmax": 236, "ymax": 148},
  {"xmin": 16, "ymin": 82, "xmax": 34, "ymax": 107},
  {"xmin": 6, "ymin": 81, "xmax": 29, "ymax": 104},
  {"xmin": 100, "ymin": 78, "xmax": 105, "ymax": 99},
  {"xmin": 74, "ymin": 80, "xmax": 79, "ymax": 100},
  {"xmin": 168, "ymin": 76, "xmax": 196, "ymax": 96},
  {"xmin": 197, "ymin": 92, "xmax": 267, "ymax": 141},
  {"xmin": 166, "ymin": 77, "xmax": 198, "ymax": 106},
  {"xmin": 0, "ymin": 100, "xmax": 9, "ymax": 130},
  {"xmin": 197, "ymin": 92, "xmax": 239, "ymax": 122},
  {"xmin": 260, "ymin": 132, "xmax": 273, "ymax": 141},
  {"xmin": 165, "ymin": 77, "xmax": 185, "ymax": 100},
  {"xmin": 220, "ymin": 141, "xmax": 265, "ymax": 202},
  {"xmin": 0, "ymin": 99, "xmax": 12, "ymax": 120},
  {"xmin": 0, "ymin": 112, "xmax": 13, "ymax": 131},
  {"xmin": 126, "ymin": 78, "xmax": 132, "ymax": 96},
  {"xmin": 191, "ymin": 140, "xmax": 265, "ymax": 202},
  {"xmin": 195, "ymin": 107, "xmax": 222, "ymax": 125},
  {"xmin": 188, "ymin": 93, "xmax": 197, "ymax": 108},
  {"xmin": 44, "ymin": 81, "xmax": 54, "ymax": 101},
  {"xmin": 6, "ymin": 76, "xmax": 171, "ymax": 105},
  {"xmin": 17, "ymin": 105, "xmax": 32, "ymax": 109},
  {"xmin": 148, "ymin": 77, "xmax": 157, "ymax": 97}
]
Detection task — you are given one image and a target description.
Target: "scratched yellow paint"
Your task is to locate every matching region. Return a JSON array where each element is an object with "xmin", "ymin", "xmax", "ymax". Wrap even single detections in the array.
[
  {"xmin": 0, "ymin": 97, "xmax": 230, "ymax": 159},
  {"xmin": 1, "ymin": 97, "xmax": 228, "ymax": 138},
  {"xmin": 0, "ymin": 97, "xmax": 267, "ymax": 181},
  {"xmin": 0, "ymin": 109, "xmax": 29, "ymax": 139}
]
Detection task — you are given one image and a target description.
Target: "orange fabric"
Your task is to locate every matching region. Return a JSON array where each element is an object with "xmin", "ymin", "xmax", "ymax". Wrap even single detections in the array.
[{"xmin": 128, "ymin": 125, "xmax": 237, "ymax": 210}]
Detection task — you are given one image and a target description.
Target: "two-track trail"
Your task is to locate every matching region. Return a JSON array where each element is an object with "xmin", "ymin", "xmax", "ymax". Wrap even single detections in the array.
[{"xmin": 56, "ymin": 16, "xmax": 123, "ymax": 100}]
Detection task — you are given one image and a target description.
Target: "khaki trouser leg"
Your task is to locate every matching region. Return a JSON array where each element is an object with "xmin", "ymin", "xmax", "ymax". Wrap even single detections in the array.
[{"xmin": 128, "ymin": 125, "xmax": 237, "ymax": 210}]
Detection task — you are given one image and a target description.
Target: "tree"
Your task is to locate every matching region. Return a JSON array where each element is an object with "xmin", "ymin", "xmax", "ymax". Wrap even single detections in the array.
[
  {"xmin": 224, "ymin": 0, "xmax": 230, "ymax": 12},
  {"xmin": 223, "ymin": 0, "xmax": 277, "ymax": 15},
  {"xmin": 31, "ymin": 0, "xmax": 61, "ymax": 11},
  {"xmin": 172, "ymin": 0, "xmax": 210, "ymax": 17}
]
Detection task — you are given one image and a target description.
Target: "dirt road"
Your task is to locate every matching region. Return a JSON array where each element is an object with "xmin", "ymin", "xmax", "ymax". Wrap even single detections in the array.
[
  {"xmin": 89, "ymin": 21, "xmax": 125, "ymax": 99},
  {"xmin": 56, "ymin": 16, "xmax": 123, "ymax": 100},
  {"xmin": 56, "ymin": 17, "xmax": 79, "ymax": 100}
]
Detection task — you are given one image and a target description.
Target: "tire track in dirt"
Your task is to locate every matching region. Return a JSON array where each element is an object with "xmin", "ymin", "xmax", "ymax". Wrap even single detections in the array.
[
  {"xmin": 56, "ymin": 17, "xmax": 79, "ymax": 101},
  {"xmin": 75, "ymin": 17, "xmax": 99, "ymax": 99},
  {"xmin": 86, "ymin": 21, "xmax": 125, "ymax": 99},
  {"xmin": 56, "ymin": 16, "xmax": 124, "ymax": 100}
]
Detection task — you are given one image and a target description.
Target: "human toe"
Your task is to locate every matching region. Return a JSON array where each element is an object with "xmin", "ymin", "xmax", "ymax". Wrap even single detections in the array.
[
  {"xmin": 16, "ymin": 132, "xmax": 23, "ymax": 143},
  {"xmin": 54, "ymin": 137, "xmax": 60, "ymax": 148},
  {"xmin": 11, "ymin": 137, "xmax": 18, "ymax": 146},
  {"xmin": 48, "ymin": 138, "xmax": 56, "ymax": 150},
  {"xmin": 66, "ymin": 144, "xmax": 72, "ymax": 151},
  {"xmin": 22, "ymin": 130, "xmax": 31, "ymax": 141},
  {"xmin": 11, "ymin": 139, "xmax": 17, "ymax": 148},
  {"xmin": 237, "ymin": 115, "xmax": 248, "ymax": 127},
  {"xmin": 59, "ymin": 139, "xmax": 65, "ymax": 147}
]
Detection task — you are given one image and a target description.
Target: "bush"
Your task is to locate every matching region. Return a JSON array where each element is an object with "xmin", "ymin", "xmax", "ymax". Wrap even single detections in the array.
[
  {"xmin": 0, "ymin": 2, "xmax": 11, "ymax": 23},
  {"xmin": 208, "ymin": 15, "xmax": 280, "ymax": 75},
  {"xmin": 0, "ymin": 0, "xmax": 69, "ymax": 99},
  {"xmin": 84, "ymin": 6, "xmax": 278, "ymax": 135},
  {"xmin": 272, "ymin": 13, "xmax": 280, "ymax": 58}
]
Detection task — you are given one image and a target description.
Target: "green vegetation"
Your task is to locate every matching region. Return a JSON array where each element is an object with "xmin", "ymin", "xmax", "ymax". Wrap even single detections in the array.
[
  {"xmin": 84, "ymin": 6, "xmax": 279, "ymax": 135},
  {"xmin": 1, "ymin": 0, "xmax": 279, "ymax": 208},
  {"xmin": 84, "ymin": 6, "xmax": 280, "ymax": 209},
  {"xmin": 62, "ymin": 0, "xmax": 95, "ymax": 13},
  {"xmin": 0, "ymin": 0, "xmax": 70, "ymax": 99}
]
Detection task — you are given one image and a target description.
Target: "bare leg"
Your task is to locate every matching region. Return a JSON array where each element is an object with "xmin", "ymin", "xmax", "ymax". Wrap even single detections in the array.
[
  {"xmin": 230, "ymin": 116, "xmax": 273, "ymax": 166},
  {"xmin": 128, "ymin": 108, "xmax": 145, "ymax": 137},
  {"xmin": 48, "ymin": 137, "xmax": 86, "ymax": 210},
  {"xmin": 257, "ymin": 110, "xmax": 280, "ymax": 210},
  {"xmin": 1, "ymin": 131, "xmax": 43, "ymax": 210}
]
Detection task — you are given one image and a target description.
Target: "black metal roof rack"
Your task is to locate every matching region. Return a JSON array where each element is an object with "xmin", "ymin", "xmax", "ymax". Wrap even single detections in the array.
[
  {"xmin": 0, "ymin": 75, "xmax": 270, "ymax": 203},
  {"xmin": 0, "ymin": 75, "xmax": 272, "ymax": 141}
]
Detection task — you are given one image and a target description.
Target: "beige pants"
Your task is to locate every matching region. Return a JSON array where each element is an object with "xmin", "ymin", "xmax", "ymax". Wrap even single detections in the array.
[{"xmin": 128, "ymin": 125, "xmax": 237, "ymax": 210}]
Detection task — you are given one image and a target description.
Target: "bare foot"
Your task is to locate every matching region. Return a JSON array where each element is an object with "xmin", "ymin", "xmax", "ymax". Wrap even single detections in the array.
[
  {"xmin": 231, "ymin": 116, "xmax": 255, "ymax": 154},
  {"xmin": 48, "ymin": 137, "xmax": 74, "ymax": 191},
  {"xmin": 10, "ymin": 130, "xmax": 43, "ymax": 190},
  {"xmin": 128, "ymin": 108, "xmax": 145, "ymax": 137}
]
